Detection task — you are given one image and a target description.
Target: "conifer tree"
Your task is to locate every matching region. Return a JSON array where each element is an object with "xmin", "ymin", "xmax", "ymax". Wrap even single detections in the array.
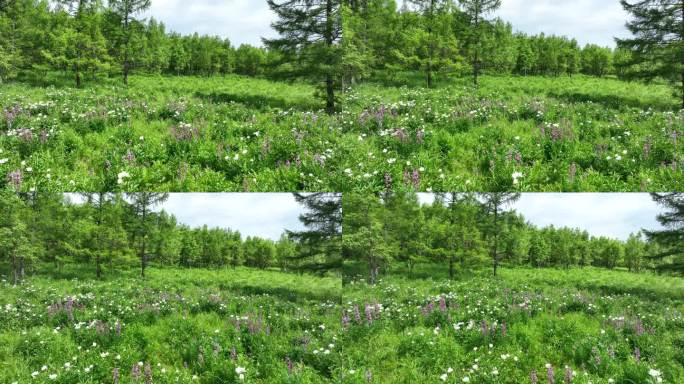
[
  {"xmin": 459, "ymin": 0, "xmax": 502, "ymax": 85},
  {"xmin": 108, "ymin": 0, "xmax": 151, "ymax": 85},
  {"xmin": 127, "ymin": 193, "xmax": 168, "ymax": 277},
  {"xmin": 264, "ymin": 0, "xmax": 342, "ymax": 114},
  {"xmin": 644, "ymin": 193, "xmax": 684, "ymax": 274},
  {"xmin": 288, "ymin": 193, "xmax": 342, "ymax": 274},
  {"xmin": 617, "ymin": 0, "xmax": 684, "ymax": 108},
  {"xmin": 479, "ymin": 192, "xmax": 520, "ymax": 277}
]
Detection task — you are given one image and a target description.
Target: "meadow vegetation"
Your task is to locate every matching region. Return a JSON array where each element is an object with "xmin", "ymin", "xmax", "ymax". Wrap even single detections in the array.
[{"xmin": 1, "ymin": 74, "xmax": 681, "ymax": 192}]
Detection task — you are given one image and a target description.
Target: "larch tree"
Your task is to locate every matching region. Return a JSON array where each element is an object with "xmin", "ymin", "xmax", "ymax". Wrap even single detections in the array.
[
  {"xmin": 408, "ymin": 0, "xmax": 459, "ymax": 88},
  {"xmin": 288, "ymin": 193, "xmax": 342, "ymax": 274},
  {"xmin": 479, "ymin": 192, "xmax": 520, "ymax": 277},
  {"xmin": 127, "ymin": 192, "xmax": 169, "ymax": 277},
  {"xmin": 643, "ymin": 193, "xmax": 684, "ymax": 274},
  {"xmin": 108, "ymin": 0, "xmax": 151, "ymax": 85},
  {"xmin": 617, "ymin": 0, "xmax": 684, "ymax": 108},
  {"xmin": 264, "ymin": 0, "xmax": 342, "ymax": 114},
  {"xmin": 459, "ymin": 0, "xmax": 502, "ymax": 86}
]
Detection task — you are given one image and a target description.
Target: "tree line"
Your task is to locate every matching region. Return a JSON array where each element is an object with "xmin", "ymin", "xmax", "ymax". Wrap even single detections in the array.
[
  {"xmin": 0, "ymin": 192, "xmax": 342, "ymax": 284},
  {"xmin": 342, "ymin": 0, "xmax": 682, "ymax": 98},
  {"xmin": 343, "ymin": 192, "xmax": 684, "ymax": 282},
  {"xmin": 0, "ymin": 0, "xmax": 280, "ymax": 85},
  {"xmin": 3, "ymin": 0, "xmax": 681, "ymax": 111}
]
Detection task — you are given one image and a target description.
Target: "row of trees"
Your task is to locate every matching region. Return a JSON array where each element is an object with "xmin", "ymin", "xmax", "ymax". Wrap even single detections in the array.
[
  {"xmin": 343, "ymin": 192, "xmax": 684, "ymax": 281},
  {"xmin": 0, "ymin": 192, "xmax": 342, "ymax": 284},
  {"xmin": 343, "ymin": 0, "xmax": 683, "ymax": 105},
  {"xmin": 0, "ymin": 0, "xmax": 278, "ymax": 85},
  {"xmin": 1, "ymin": 0, "xmax": 681, "ymax": 110}
]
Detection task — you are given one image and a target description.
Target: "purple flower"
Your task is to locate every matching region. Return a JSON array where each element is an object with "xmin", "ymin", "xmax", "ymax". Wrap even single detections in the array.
[
  {"xmin": 384, "ymin": 173, "xmax": 392, "ymax": 191},
  {"xmin": 411, "ymin": 169, "xmax": 420, "ymax": 189},
  {"xmin": 439, "ymin": 296, "xmax": 447, "ymax": 312},
  {"xmin": 353, "ymin": 305, "xmax": 361, "ymax": 323},
  {"xmin": 546, "ymin": 364, "xmax": 555, "ymax": 384},
  {"xmin": 416, "ymin": 130, "xmax": 425, "ymax": 143},
  {"xmin": 634, "ymin": 347, "xmax": 641, "ymax": 362},
  {"xmin": 530, "ymin": 370, "xmax": 538, "ymax": 384},
  {"xmin": 564, "ymin": 366, "xmax": 573, "ymax": 383},
  {"xmin": 365, "ymin": 370, "xmax": 373, "ymax": 382},
  {"xmin": 230, "ymin": 346, "xmax": 237, "ymax": 361},
  {"xmin": 7, "ymin": 169, "xmax": 22, "ymax": 190},
  {"xmin": 144, "ymin": 362, "xmax": 152, "ymax": 384},
  {"xmin": 365, "ymin": 303, "xmax": 373, "ymax": 325},
  {"xmin": 285, "ymin": 357, "xmax": 294, "ymax": 374},
  {"xmin": 643, "ymin": 137, "xmax": 652, "ymax": 159},
  {"xmin": 341, "ymin": 311, "xmax": 350, "ymax": 328},
  {"xmin": 568, "ymin": 163, "xmax": 577, "ymax": 183},
  {"xmin": 131, "ymin": 364, "xmax": 141, "ymax": 382},
  {"xmin": 480, "ymin": 320, "xmax": 488, "ymax": 337},
  {"xmin": 113, "ymin": 368, "xmax": 120, "ymax": 384}
]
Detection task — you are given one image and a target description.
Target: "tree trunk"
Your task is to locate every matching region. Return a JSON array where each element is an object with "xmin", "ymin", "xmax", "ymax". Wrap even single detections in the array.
[
  {"xmin": 449, "ymin": 255, "xmax": 454, "ymax": 280},
  {"xmin": 324, "ymin": 0, "xmax": 335, "ymax": 114},
  {"xmin": 12, "ymin": 252, "xmax": 18, "ymax": 286},
  {"xmin": 96, "ymin": 254, "xmax": 102, "ymax": 279}
]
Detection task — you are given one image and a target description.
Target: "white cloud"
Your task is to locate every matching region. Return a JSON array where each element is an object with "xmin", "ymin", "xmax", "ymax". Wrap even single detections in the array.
[
  {"xmin": 66, "ymin": 193, "xmax": 306, "ymax": 240},
  {"xmin": 418, "ymin": 193, "xmax": 662, "ymax": 240},
  {"xmin": 143, "ymin": 0, "xmax": 277, "ymax": 46},
  {"xmin": 158, "ymin": 193, "xmax": 305, "ymax": 240},
  {"xmin": 494, "ymin": 0, "xmax": 630, "ymax": 47},
  {"xmin": 141, "ymin": 0, "xmax": 629, "ymax": 48}
]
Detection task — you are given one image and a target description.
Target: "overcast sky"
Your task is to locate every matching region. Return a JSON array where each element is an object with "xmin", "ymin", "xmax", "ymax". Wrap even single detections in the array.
[
  {"xmin": 67, "ymin": 193, "xmax": 306, "ymax": 240},
  {"xmin": 418, "ymin": 193, "xmax": 663, "ymax": 240},
  {"xmin": 141, "ymin": 0, "xmax": 629, "ymax": 48}
]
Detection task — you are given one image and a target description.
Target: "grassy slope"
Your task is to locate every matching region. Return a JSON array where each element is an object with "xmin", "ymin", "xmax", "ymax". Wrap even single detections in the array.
[
  {"xmin": 0, "ymin": 267, "xmax": 342, "ymax": 383},
  {"xmin": 0, "ymin": 74, "xmax": 682, "ymax": 191},
  {"xmin": 342, "ymin": 266, "xmax": 684, "ymax": 383}
]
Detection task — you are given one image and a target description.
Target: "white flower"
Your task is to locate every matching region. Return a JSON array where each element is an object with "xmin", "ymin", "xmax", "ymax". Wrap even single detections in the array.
[
  {"xmin": 49, "ymin": 374, "xmax": 57, "ymax": 380},
  {"xmin": 32, "ymin": 371, "xmax": 39, "ymax": 378},
  {"xmin": 447, "ymin": 367, "xmax": 454, "ymax": 374},
  {"xmin": 236, "ymin": 366, "xmax": 246, "ymax": 379},
  {"xmin": 492, "ymin": 369, "xmax": 499, "ymax": 376},
  {"xmin": 25, "ymin": 167, "xmax": 32, "ymax": 172},
  {"xmin": 462, "ymin": 377, "xmax": 470, "ymax": 383},
  {"xmin": 648, "ymin": 369, "xmax": 661, "ymax": 378},
  {"xmin": 440, "ymin": 373, "xmax": 448, "ymax": 381},
  {"xmin": 0, "ymin": 158, "xmax": 8, "ymax": 164},
  {"xmin": 117, "ymin": 171, "xmax": 130, "ymax": 184},
  {"xmin": 349, "ymin": 370, "xmax": 356, "ymax": 374},
  {"xmin": 41, "ymin": 365, "xmax": 48, "ymax": 371},
  {"xmin": 512, "ymin": 172, "xmax": 524, "ymax": 185}
]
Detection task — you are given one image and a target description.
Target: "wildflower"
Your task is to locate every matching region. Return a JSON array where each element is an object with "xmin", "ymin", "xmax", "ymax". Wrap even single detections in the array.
[
  {"xmin": 0, "ymin": 158, "xmax": 8, "ymax": 164},
  {"xmin": 365, "ymin": 370, "xmax": 373, "ymax": 382},
  {"xmin": 546, "ymin": 364, "xmax": 555, "ymax": 384},
  {"xmin": 512, "ymin": 171, "xmax": 524, "ymax": 185},
  {"xmin": 530, "ymin": 370, "xmax": 538, "ymax": 384},
  {"xmin": 7, "ymin": 169, "xmax": 22, "ymax": 190},
  {"xmin": 49, "ymin": 374, "xmax": 57, "ymax": 380},
  {"xmin": 117, "ymin": 171, "xmax": 130, "ymax": 184},
  {"xmin": 235, "ymin": 366, "xmax": 246, "ymax": 380},
  {"xmin": 440, "ymin": 373, "xmax": 448, "ymax": 381},
  {"xmin": 462, "ymin": 377, "xmax": 470, "ymax": 383},
  {"xmin": 113, "ymin": 368, "xmax": 120, "ymax": 384}
]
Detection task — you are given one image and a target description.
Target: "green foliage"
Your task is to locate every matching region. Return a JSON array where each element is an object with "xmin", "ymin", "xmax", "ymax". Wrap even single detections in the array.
[
  {"xmin": 0, "ymin": 266, "xmax": 342, "ymax": 383},
  {"xmin": 342, "ymin": 266, "xmax": 684, "ymax": 383}
]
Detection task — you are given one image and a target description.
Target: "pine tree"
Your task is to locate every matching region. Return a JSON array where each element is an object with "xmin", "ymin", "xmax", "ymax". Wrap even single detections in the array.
[
  {"xmin": 643, "ymin": 193, "xmax": 684, "ymax": 274},
  {"xmin": 108, "ymin": 0, "xmax": 151, "ymax": 85},
  {"xmin": 617, "ymin": 0, "xmax": 684, "ymax": 108},
  {"xmin": 264, "ymin": 0, "xmax": 342, "ymax": 114},
  {"xmin": 288, "ymin": 193, "xmax": 342, "ymax": 274},
  {"xmin": 459, "ymin": 0, "xmax": 502, "ymax": 85}
]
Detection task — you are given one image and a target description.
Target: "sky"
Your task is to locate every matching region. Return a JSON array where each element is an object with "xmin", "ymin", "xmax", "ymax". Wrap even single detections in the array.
[
  {"xmin": 418, "ymin": 193, "xmax": 663, "ymax": 240},
  {"xmin": 141, "ymin": 0, "xmax": 630, "ymax": 48},
  {"xmin": 66, "ymin": 193, "xmax": 306, "ymax": 240}
]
